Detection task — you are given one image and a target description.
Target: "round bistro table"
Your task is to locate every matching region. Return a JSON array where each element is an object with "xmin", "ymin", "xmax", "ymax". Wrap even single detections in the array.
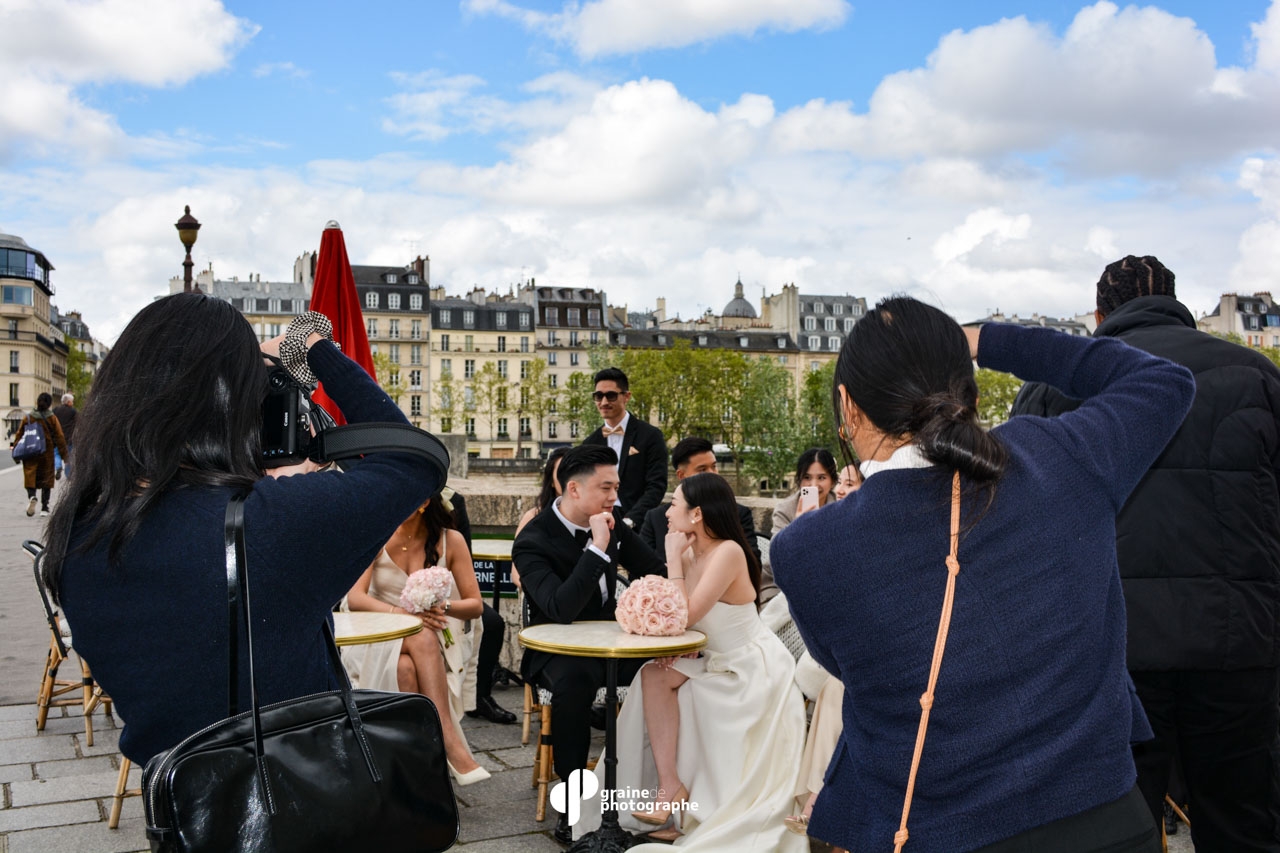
[
  {"xmin": 518, "ymin": 621, "xmax": 707, "ymax": 852},
  {"xmin": 332, "ymin": 611, "xmax": 423, "ymax": 647}
]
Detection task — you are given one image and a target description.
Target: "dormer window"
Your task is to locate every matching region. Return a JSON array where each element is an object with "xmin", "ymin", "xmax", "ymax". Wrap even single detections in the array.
[
  {"xmin": 657, "ymin": 334, "xmax": 666, "ymax": 345},
  {"xmin": 407, "ymin": 274, "xmax": 419, "ymax": 284},
  {"xmin": 365, "ymin": 291, "xmax": 379, "ymax": 309},
  {"xmin": 777, "ymin": 337, "xmax": 786, "ymax": 348},
  {"xmin": 385, "ymin": 273, "xmax": 398, "ymax": 284},
  {"xmin": 388, "ymin": 293, "xmax": 401, "ymax": 310},
  {"xmin": 697, "ymin": 335, "xmax": 708, "ymax": 346},
  {"xmin": 739, "ymin": 337, "xmax": 748, "ymax": 347},
  {"xmin": 814, "ymin": 302, "xmax": 824, "ymax": 313}
]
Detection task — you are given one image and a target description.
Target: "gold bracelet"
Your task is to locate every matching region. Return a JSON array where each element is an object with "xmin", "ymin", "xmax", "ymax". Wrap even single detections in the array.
[{"xmin": 669, "ymin": 575, "xmax": 684, "ymax": 580}]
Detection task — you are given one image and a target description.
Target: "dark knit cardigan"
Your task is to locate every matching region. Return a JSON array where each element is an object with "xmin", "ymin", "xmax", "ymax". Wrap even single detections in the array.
[
  {"xmin": 773, "ymin": 323, "xmax": 1195, "ymax": 853},
  {"xmin": 59, "ymin": 342, "xmax": 444, "ymax": 764}
]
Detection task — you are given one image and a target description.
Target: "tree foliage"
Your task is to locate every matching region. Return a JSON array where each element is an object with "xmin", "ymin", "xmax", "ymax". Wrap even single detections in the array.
[
  {"xmin": 563, "ymin": 371, "xmax": 597, "ymax": 438},
  {"xmin": 472, "ymin": 361, "xmax": 508, "ymax": 438},
  {"xmin": 432, "ymin": 369, "xmax": 463, "ymax": 433},
  {"xmin": 974, "ymin": 368, "xmax": 1023, "ymax": 426},
  {"xmin": 65, "ymin": 344, "xmax": 92, "ymax": 403},
  {"xmin": 371, "ymin": 352, "xmax": 403, "ymax": 404}
]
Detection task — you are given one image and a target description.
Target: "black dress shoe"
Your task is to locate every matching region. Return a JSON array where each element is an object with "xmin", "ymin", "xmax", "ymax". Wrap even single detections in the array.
[
  {"xmin": 553, "ymin": 811, "xmax": 573, "ymax": 845},
  {"xmin": 466, "ymin": 695, "xmax": 517, "ymax": 724}
]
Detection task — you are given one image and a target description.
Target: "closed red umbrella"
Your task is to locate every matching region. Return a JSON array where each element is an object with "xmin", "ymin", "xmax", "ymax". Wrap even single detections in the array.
[{"xmin": 309, "ymin": 220, "xmax": 375, "ymax": 424}]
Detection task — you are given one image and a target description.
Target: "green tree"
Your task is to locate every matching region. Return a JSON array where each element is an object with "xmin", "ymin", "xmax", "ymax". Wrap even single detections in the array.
[
  {"xmin": 517, "ymin": 358, "xmax": 557, "ymax": 449},
  {"xmin": 472, "ymin": 361, "xmax": 509, "ymax": 441},
  {"xmin": 737, "ymin": 356, "xmax": 806, "ymax": 494},
  {"xmin": 432, "ymin": 370, "xmax": 463, "ymax": 433},
  {"xmin": 65, "ymin": 344, "xmax": 92, "ymax": 402},
  {"xmin": 371, "ymin": 352, "xmax": 404, "ymax": 405},
  {"xmin": 974, "ymin": 368, "xmax": 1023, "ymax": 426},
  {"xmin": 799, "ymin": 361, "xmax": 840, "ymax": 457},
  {"xmin": 563, "ymin": 371, "xmax": 598, "ymax": 438}
]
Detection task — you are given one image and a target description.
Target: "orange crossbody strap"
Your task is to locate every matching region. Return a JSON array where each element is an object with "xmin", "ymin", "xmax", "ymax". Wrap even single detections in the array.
[{"xmin": 893, "ymin": 470, "xmax": 962, "ymax": 852}]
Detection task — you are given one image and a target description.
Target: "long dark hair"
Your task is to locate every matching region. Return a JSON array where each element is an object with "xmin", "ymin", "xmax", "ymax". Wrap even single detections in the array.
[
  {"xmin": 42, "ymin": 293, "xmax": 267, "ymax": 600},
  {"xmin": 794, "ymin": 447, "xmax": 837, "ymax": 487},
  {"xmin": 422, "ymin": 495, "xmax": 458, "ymax": 566},
  {"xmin": 537, "ymin": 446, "xmax": 570, "ymax": 512},
  {"xmin": 832, "ymin": 296, "xmax": 1006, "ymax": 484},
  {"xmin": 678, "ymin": 472, "xmax": 761, "ymax": 596}
]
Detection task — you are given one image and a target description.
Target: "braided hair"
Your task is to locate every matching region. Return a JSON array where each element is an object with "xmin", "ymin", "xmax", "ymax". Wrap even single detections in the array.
[{"xmin": 1096, "ymin": 255, "xmax": 1176, "ymax": 317}]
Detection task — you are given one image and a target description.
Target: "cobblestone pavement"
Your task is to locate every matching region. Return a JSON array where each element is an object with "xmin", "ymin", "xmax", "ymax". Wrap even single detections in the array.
[{"xmin": 0, "ymin": 463, "xmax": 1193, "ymax": 851}]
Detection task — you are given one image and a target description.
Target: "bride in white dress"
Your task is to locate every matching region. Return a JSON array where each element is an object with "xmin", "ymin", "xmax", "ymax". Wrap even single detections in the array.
[{"xmin": 575, "ymin": 473, "xmax": 808, "ymax": 851}]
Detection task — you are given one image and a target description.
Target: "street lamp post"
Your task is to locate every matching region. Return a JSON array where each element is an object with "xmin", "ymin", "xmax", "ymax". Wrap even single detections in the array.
[{"xmin": 175, "ymin": 206, "xmax": 202, "ymax": 293}]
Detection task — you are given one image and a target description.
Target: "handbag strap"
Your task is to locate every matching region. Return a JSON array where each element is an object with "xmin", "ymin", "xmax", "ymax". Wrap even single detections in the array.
[
  {"xmin": 222, "ymin": 493, "xmax": 385, "ymax": 812},
  {"xmin": 893, "ymin": 470, "xmax": 962, "ymax": 853}
]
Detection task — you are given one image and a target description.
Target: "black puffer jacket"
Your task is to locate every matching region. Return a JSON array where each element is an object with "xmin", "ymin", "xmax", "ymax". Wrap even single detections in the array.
[{"xmin": 1011, "ymin": 295, "xmax": 1280, "ymax": 671}]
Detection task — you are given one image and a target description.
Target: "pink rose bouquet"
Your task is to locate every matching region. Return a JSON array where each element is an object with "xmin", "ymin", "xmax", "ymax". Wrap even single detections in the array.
[
  {"xmin": 615, "ymin": 575, "xmax": 688, "ymax": 636},
  {"xmin": 399, "ymin": 566, "xmax": 455, "ymax": 647}
]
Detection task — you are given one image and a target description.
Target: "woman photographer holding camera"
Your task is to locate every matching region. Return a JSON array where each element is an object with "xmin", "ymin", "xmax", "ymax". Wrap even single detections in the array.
[{"xmin": 40, "ymin": 293, "xmax": 446, "ymax": 766}]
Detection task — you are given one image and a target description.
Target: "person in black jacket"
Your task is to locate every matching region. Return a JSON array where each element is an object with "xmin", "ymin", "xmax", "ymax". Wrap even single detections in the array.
[
  {"xmin": 639, "ymin": 436, "xmax": 760, "ymax": 567},
  {"xmin": 511, "ymin": 444, "xmax": 666, "ymax": 843},
  {"xmin": 1011, "ymin": 255, "xmax": 1280, "ymax": 853},
  {"xmin": 581, "ymin": 367, "xmax": 668, "ymax": 527}
]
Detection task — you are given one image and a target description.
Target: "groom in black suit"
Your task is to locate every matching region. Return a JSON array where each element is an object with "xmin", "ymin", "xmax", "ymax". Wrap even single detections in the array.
[
  {"xmin": 581, "ymin": 367, "xmax": 668, "ymax": 528},
  {"xmin": 638, "ymin": 436, "xmax": 761, "ymax": 568},
  {"xmin": 512, "ymin": 444, "xmax": 666, "ymax": 842}
]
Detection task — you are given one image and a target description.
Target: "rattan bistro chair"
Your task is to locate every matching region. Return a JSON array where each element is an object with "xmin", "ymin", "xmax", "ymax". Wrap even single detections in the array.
[
  {"xmin": 25, "ymin": 540, "xmax": 111, "ymax": 744},
  {"xmin": 24, "ymin": 540, "xmax": 141, "ymax": 829}
]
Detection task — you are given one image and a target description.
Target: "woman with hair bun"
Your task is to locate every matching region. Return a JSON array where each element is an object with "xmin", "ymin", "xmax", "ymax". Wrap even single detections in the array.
[{"xmin": 773, "ymin": 296, "xmax": 1194, "ymax": 853}]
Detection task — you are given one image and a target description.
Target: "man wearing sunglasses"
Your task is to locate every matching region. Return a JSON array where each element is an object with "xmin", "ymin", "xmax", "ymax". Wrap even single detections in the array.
[{"xmin": 581, "ymin": 367, "xmax": 668, "ymax": 528}]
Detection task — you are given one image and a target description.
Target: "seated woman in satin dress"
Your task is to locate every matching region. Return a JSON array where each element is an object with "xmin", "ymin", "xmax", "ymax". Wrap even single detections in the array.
[
  {"xmin": 576, "ymin": 472, "xmax": 808, "ymax": 851},
  {"xmin": 345, "ymin": 495, "xmax": 491, "ymax": 786}
]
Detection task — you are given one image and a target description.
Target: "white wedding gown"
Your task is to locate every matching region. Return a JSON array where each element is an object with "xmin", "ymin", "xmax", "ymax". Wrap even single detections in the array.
[{"xmin": 575, "ymin": 601, "xmax": 809, "ymax": 852}]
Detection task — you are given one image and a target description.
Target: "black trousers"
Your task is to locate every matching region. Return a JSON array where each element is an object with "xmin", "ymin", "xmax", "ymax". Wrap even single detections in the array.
[
  {"xmin": 1131, "ymin": 667, "xmax": 1280, "ymax": 853},
  {"xmin": 536, "ymin": 654, "xmax": 645, "ymax": 781},
  {"xmin": 975, "ymin": 785, "xmax": 1158, "ymax": 853},
  {"xmin": 474, "ymin": 603, "xmax": 504, "ymax": 700}
]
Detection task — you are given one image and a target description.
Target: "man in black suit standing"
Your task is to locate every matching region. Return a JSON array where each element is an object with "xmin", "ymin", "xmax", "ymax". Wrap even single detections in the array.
[
  {"xmin": 638, "ymin": 436, "xmax": 761, "ymax": 567},
  {"xmin": 512, "ymin": 444, "xmax": 665, "ymax": 843},
  {"xmin": 581, "ymin": 367, "xmax": 668, "ymax": 528}
]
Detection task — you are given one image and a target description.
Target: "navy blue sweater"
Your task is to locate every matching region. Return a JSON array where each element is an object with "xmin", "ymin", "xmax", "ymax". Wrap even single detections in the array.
[
  {"xmin": 59, "ymin": 342, "xmax": 444, "ymax": 764},
  {"xmin": 773, "ymin": 323, "xmax": 1194, "ymax": 852}
]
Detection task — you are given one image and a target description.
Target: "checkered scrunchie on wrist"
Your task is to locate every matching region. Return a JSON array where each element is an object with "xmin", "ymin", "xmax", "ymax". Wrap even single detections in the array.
[{"xmin": 278, "ymin": 311, "xmax": 334, "ymax": 387}]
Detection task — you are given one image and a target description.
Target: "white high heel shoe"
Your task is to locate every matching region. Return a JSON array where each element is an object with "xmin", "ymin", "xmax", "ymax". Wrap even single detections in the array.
[{"xmin": 448, "ymin": 760, "xmax": 491, "ymax": 786}]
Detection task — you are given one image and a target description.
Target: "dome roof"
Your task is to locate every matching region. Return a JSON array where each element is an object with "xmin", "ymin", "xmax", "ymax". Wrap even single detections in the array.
[{"xmin": 722, "ymin": 278, "xmax": 757, "ymax": 318}]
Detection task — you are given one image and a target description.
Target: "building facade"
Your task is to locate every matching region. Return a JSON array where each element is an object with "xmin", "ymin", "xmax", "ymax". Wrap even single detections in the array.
[
  {"xmin": 54, "ymin": 309, "xmax": 109, "ymax": 387},
  {"xmin": 0, "ymin": 233, "xmax": 68, "ymax": 436},
  {"xmin": 962, "ymin": 311, "xmax": 1091, "ymax": 337},
  {"xmin": 429, "ymin": 288, "xmax": 535, "ymax": 458},
  {"xmin": 1198, "ymin": 292, "xmax": 1280, "ymax": 347},
  {"xmin": 352, "ymin": 257, "xmax": 432, "ymax": 427},
  {"xmin": 520, "ymin": 283, "xmax": 608, "ymax": 447}
]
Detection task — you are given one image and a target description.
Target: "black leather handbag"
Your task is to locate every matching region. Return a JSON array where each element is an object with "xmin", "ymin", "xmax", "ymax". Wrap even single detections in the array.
[{"xmin": 142, "ymin": 494, "xmax": 460, "ymax": 852}]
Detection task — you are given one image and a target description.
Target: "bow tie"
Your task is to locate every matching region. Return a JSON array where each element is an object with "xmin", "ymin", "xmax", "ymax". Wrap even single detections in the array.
[
  {"xmin": 574, "ymin": 529, "xmax": 591, "ymax": 548},
  {"xmin": 602, "ymin": 424, "xmax": 625, "ymax": 436}
]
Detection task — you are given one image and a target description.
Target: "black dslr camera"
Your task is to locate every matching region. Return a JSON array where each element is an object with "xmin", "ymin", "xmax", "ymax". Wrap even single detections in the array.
[
  {"xmin": 260, "ymin": 355, "xmax": 451, "ymax": 474},
  {"xmin": 261, "ymin": 362, "xmax": 335, "ymax": 467}
]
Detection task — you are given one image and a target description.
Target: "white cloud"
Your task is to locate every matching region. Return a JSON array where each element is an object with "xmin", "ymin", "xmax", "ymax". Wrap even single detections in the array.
[
  {"xmin": 383, "ymin": 71, "xmax": 602, "ymax": 141},
  {"xmin": 6, "ymin": 4, "xmax": 1280, "ymax": 343},
  {"xmin": 770, "ymin": 1, "xmax": 1280, "ymax": 176},
  {"xmin": 462, "ymin": 0, "xmax": 849, "ymax": 58},
  {"xmin": 1230, "ymin": 157, "xmax": 1280, "ymax": 294},
  {"xmin": 0, "ymin": 0, "xmax": 255, "ymax": 158},
  {"xmin": 253, "ymin": 62, "xmax": 308, "ymax": 79}
]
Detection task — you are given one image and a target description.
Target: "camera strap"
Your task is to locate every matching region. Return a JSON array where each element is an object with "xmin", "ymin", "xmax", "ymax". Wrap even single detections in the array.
[{"xmin": 310, "ymin": 422, "xmax": 450, "ymax": 479}]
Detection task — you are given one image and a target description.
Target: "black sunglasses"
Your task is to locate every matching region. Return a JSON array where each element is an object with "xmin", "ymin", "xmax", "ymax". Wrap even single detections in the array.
[{"xmin": 592, "ymin": 390, "xmax": 621, "ymax": 402}]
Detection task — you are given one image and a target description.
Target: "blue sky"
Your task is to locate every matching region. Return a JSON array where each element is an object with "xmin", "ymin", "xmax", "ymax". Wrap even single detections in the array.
[{"xmin": 1, "ymin": 0, "xmax": 1278, "ymax": 339}]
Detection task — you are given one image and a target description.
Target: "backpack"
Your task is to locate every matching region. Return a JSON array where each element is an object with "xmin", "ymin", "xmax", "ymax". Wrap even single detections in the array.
[{"xmin": 12, "ymin": 419, "xmax": 47, "ymax": 462}]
